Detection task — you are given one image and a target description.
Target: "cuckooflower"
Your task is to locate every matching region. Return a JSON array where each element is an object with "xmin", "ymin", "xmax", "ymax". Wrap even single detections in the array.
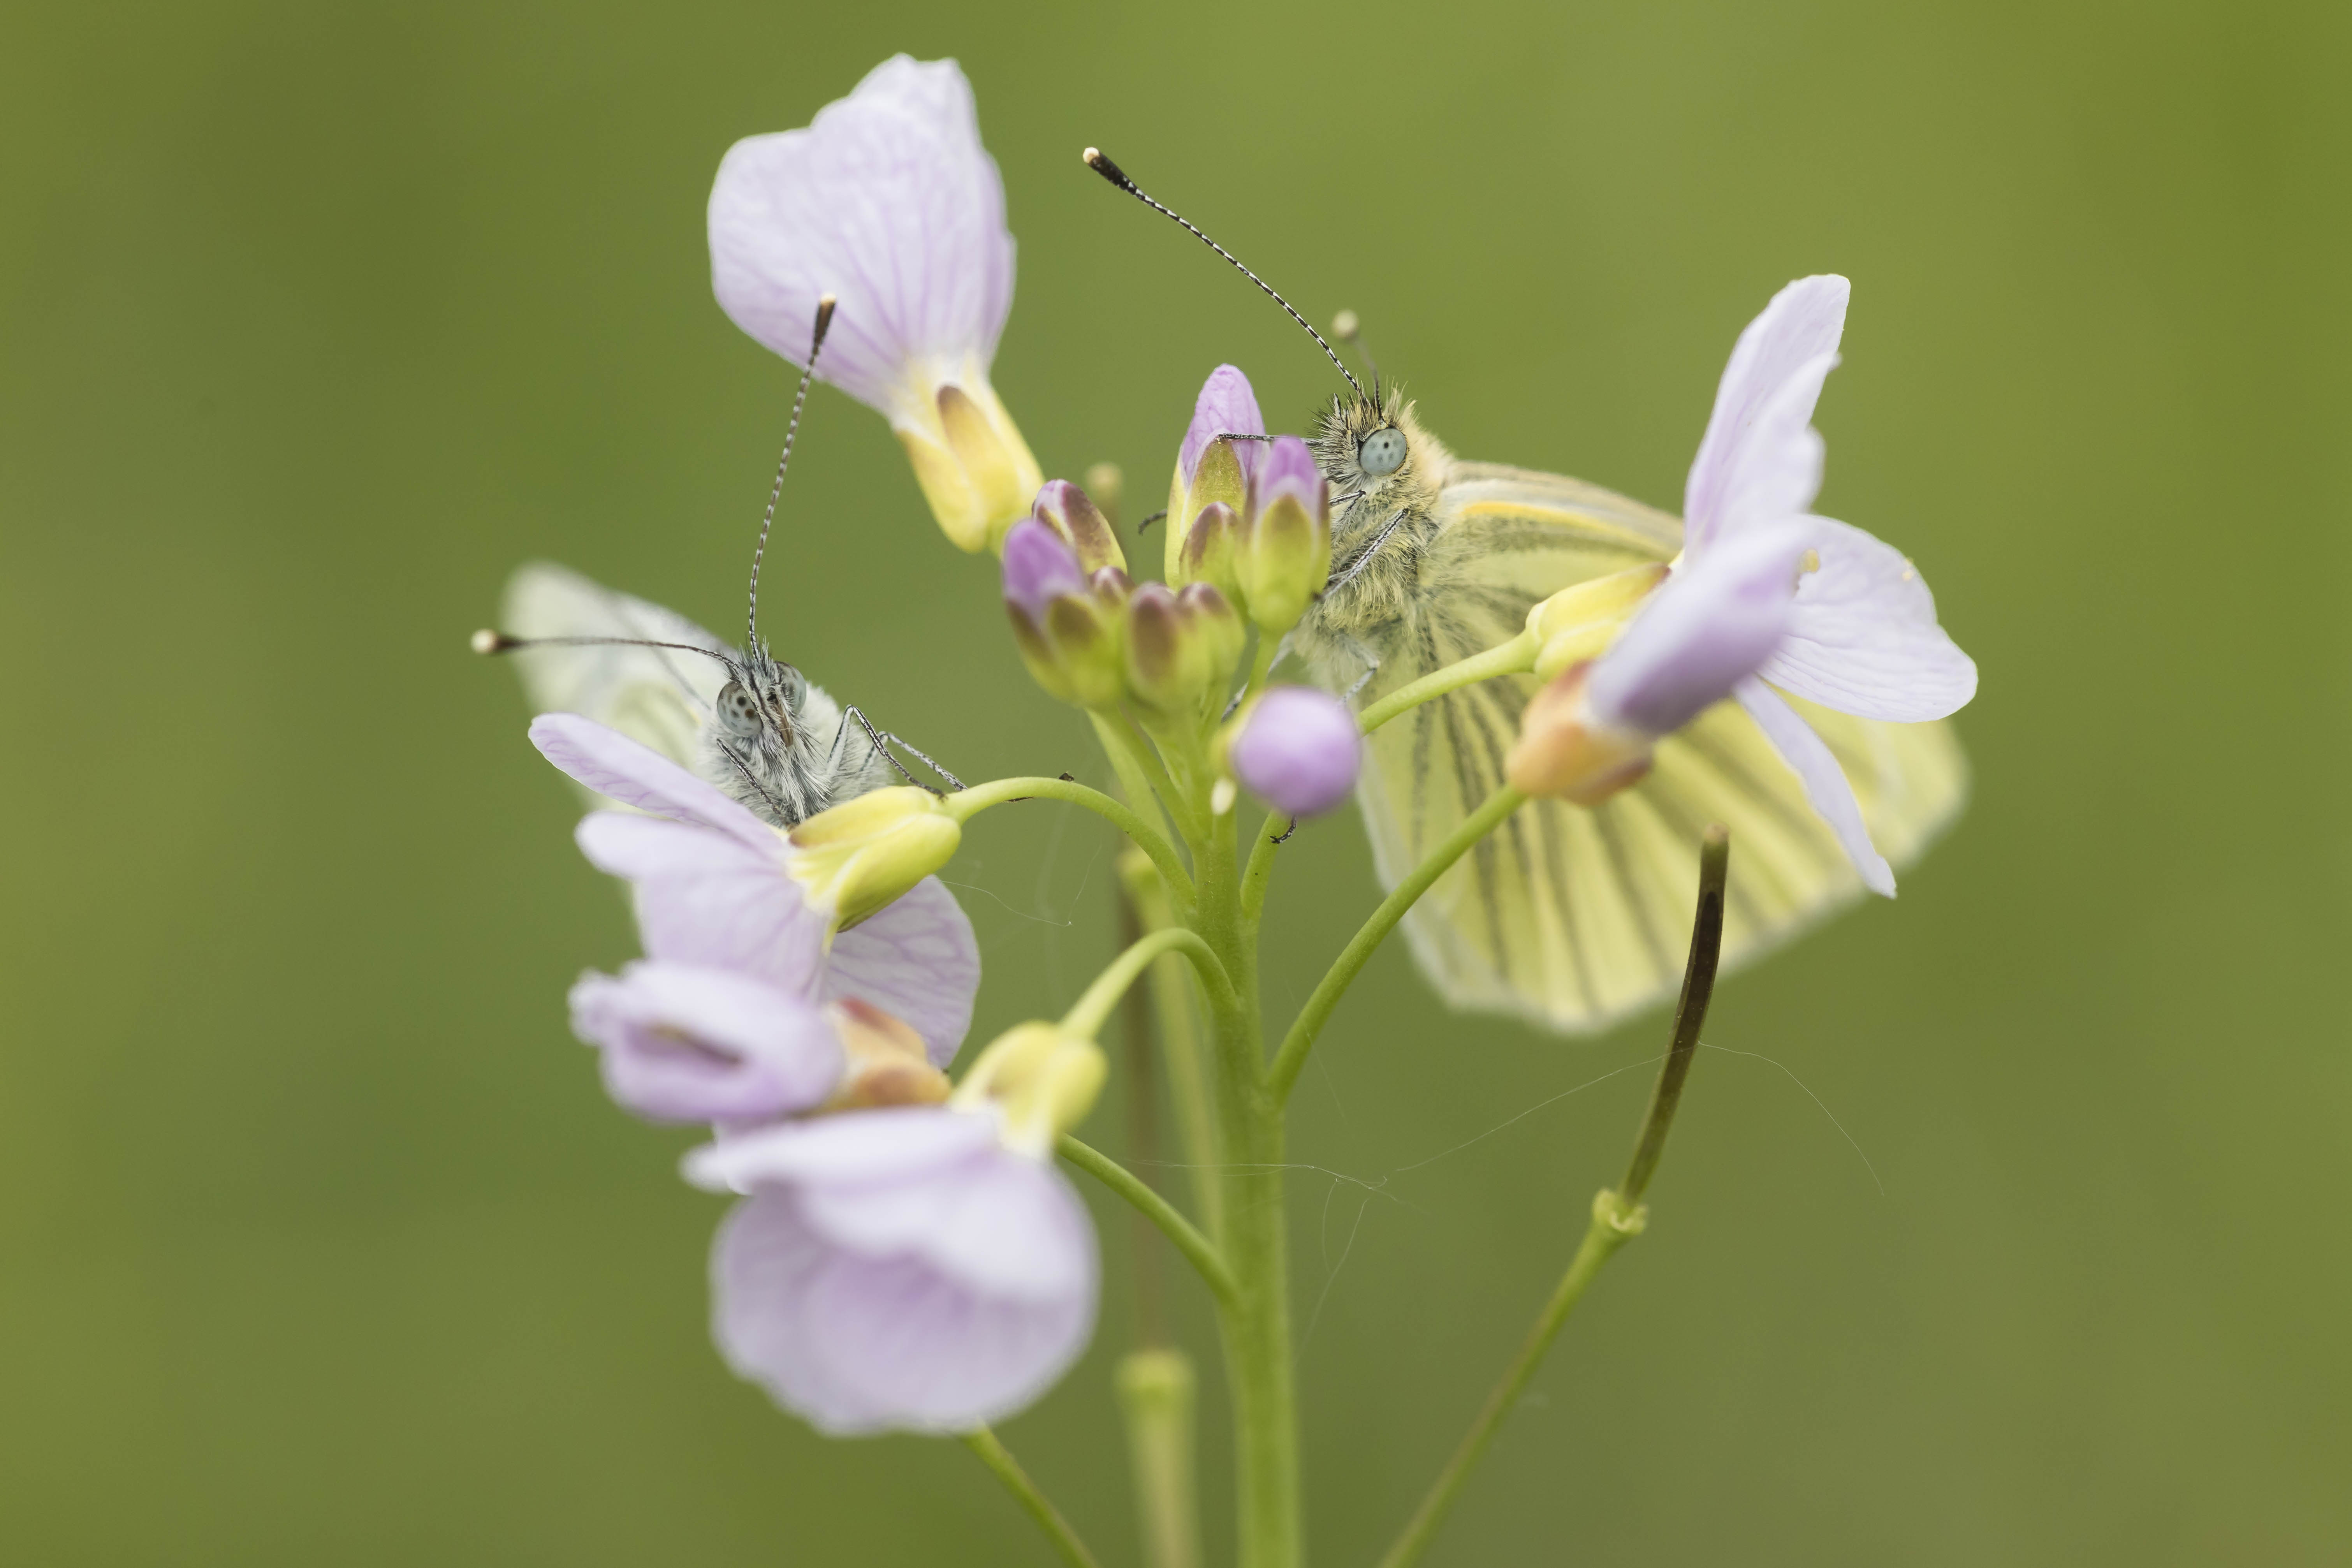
[
  {"xmin": 569, "ymin": 961, "xmax": 845, "ymax": 1125},
  {"xmin": 708, "ymin": 55, "xmax": 1040, "ymax": 552},
  {"xmin": 1508, "ymin": 276, "xmax": 1976, "ymax": 894},
  {"xmin": 1228, "ymin": 686, "xmax": 1364, "ymax": 818},
  {"xmin": 530, "ymin": 713, "xmax": 979, "ymax": 1063},
  {"xmin": 685, "ymin": 1019, "xmax": 1109, "ymax": 1435}
]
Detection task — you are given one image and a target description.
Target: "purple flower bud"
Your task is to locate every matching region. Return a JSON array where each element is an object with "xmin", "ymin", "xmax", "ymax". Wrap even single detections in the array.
[
  {"xmin": 1177, "ymin": 365, "xmax": 1264, "ymax": 486},
  {"xmin": 1032, "ymin": 479, "xmax": 1124, "ymax": 575},
  {"xmin": 1001, "ymin": 518, "xmax": 1087, "ymax": 625},
  {"xmin": 1254, "ymin": 434, "xmax": 1324, "ymax": 518},
  {"xmin": 1228, "ymin": 686, "xmax": 1362, "ymax": 818}
]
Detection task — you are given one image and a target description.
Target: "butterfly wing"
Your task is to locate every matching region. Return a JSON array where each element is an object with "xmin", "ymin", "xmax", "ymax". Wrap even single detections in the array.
[
  {"xmin": 499, "ymin": 561, "xmax": 731, "ymax": 787},
  {"xmin": 1332, "ymin": 465, "xmax": 1968, "ymax": 1035}
]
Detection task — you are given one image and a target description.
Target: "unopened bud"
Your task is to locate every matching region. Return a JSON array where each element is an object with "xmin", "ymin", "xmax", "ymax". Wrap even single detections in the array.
[
  {"xmin": 1221, "ymin": 685, "xmax": 1362, "ymax": 818},
  {"xmin": 787, "ymin": 787, "xmax": 963, "ymax": 931},
  {"xmin": 1173, "ymin": 500, "xmax": 1245, "ymax": 612},
  {"xmin": 1165, "ymin": 365, "xmax": 1264, "ymax": 579},
  {"xmin": 1124, "ymin": 583, "xmax": 1212, "ymax": 718},
  {"xmin": 1003, "ymin": 519, "xmax": 1128, "ymax": 708},
  {"xmin": 1032, "ymin": 478, "xmax": 1126, "ymax": 575},
  {"xmin": 952, "ymin": 1022, "xmax": 1107, "ymax": 1157},
  {"xmin": 1235, "ymin": 436, "xmax": 1331, "ymax": 638},
  {"xmin": 1177, "ymin": 583, "xmax": 1244, "ymax": 687},
  {"xmin": 1504, "ymin": 663, "xmax": 1654, "ymax": 806}
]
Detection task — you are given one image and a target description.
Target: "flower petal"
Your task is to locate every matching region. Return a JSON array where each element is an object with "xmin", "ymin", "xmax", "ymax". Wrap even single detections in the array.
[
  {"xmin": 708, "ymin": 55, "xmax": 1013, "ymax": 419},
  {"xmin": 1761, "ymin": 517, "xmax": 1978, "ymax": 722},
  {"xmin": 570, "ymin": 962, "xmax": 841, "ymax": 1122},
  {"xmin": 823, "ymin": 876, "xmax": 980, "ymax": 1066},
  {"xmin": 1734, "ymin": 676, "xmax": 1895, "ymax": 896},
  {"xmin": 530, "ymin": 713, "xmax": 773, "ymax": 849},
  {"xmin": 712, "ymin": 1185, "xmax": 1094, "ymax": 1436},
  {"xmin": 1684, "ymin": 276, "xmax": 1847, "ymax": 554},
  {"xmin": 1587, "ymin": 522, "xmax": 1811, "ymax": 737},
  {"xmin": 684, "ymin": 1105, "xmax": 996, "ymax": 1192},
  {"xmin": 575, "ymin": 813, "xmax": 825, "ymax": 990}
]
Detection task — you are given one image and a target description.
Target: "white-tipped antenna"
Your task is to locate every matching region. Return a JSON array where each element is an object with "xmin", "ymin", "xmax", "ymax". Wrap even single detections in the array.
[
  {"xmin": 1082, "ymin": 148, "xmax": 1365, "ymax": 401},
  {"xmin": 747, "ymin": 294, "xmax": 837, "ymax": 654}
]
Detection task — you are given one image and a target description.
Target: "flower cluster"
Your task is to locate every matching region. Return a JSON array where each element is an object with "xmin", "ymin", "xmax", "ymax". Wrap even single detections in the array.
[
  {"xmin": 487, "ymin": 46, "xmax": 1982, "ymax": 1568},
  {"xmin": 534, "ymin": 712, "xmax": 1101, "ymax": 1434}
]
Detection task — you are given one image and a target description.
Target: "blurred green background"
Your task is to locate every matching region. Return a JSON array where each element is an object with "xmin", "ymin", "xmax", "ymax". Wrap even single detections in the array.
[{"xmin": 4, "ymin": 1, "xmax": 2347, "ymax": 1562}]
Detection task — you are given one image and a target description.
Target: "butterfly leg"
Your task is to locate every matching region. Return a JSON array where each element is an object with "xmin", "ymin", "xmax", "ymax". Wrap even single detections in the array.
[{"xmin": 841, "ymin": 705, "xmax": 968, "ymax": 793}]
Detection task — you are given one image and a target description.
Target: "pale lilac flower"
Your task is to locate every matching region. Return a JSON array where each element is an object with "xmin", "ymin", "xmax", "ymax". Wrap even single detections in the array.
[
  {"xmin": 708, "ymin": 55, "xmax": 1039, "ymax": 551},
  {"xmin": 569, "ymin": 961, "xmax": 842, "ymax": 1124},
  {"xmin": 530, "ymin": 713, "xmax": 979, "ymax": 1063},
  {"xmin": 1166, "ymin": 365, "xmax": 1266, "ymax": 582},
  {"xmin": 1231, "ymin": 686, "xmax": 1363, "ymax": 818},
  {"xmin": 686, "ymin": 1107, "xmax": 1098, "ymax": 1435},
  {"xmin": 1543, "ymin": 276, "xmax": 1977, "ymax": 894}
]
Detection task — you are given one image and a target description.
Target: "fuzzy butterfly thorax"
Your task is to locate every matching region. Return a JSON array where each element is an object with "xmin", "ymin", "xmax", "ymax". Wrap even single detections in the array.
[{"xmin": 1297, "ymin": 390, "xmax": 1454, "ymax": 669}]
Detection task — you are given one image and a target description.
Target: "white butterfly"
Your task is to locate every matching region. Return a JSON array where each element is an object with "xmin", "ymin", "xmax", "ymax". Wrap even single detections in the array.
[{"xmin": 478, "ymin": 299, "xmax": 958, "ymax": 827}]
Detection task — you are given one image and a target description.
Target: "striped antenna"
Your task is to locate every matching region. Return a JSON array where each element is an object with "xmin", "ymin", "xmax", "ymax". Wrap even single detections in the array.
[
  {"xmin": 1082, "ymin": 148, "xmax": 1364, "ymax": 401},
  {"xmin": 747, "ymin": 294, "xmax": 837, "ymax": 653}
]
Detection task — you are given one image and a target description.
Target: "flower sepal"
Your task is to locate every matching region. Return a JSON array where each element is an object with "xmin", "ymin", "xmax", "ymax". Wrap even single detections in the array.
[
  {"xmin": 952, "ymin": 1022, "xmax": 1107, "ymax": 1157},
  {"xmin": 819, "ymin": 998, "xmax": 953, "ymax": 1110},
  {"xmin": 1526, "ymin": 563, "xmax": 1671, "ymax": 680},
  {"xmin": 1505, "ymin": 663, "xmax": 1655, "ymax": 806},
  {"xmin": 788, "ymin": 787, "xmax": 963, "ymax": 931}
]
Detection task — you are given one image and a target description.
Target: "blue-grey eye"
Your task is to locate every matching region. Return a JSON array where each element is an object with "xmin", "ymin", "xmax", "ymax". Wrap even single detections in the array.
[
  {"xmin": 1358, "ymin": 426, "xmax": 1407, "ymax": 477},
  {"xmin": 716, "ymin": 679, "xmax": 764, "ymax": 737}
]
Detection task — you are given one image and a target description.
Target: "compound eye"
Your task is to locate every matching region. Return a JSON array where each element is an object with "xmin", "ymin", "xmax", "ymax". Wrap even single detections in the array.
[
  {"xmin": 715, "ymin": 679, "xmax": 764, "ymax": 738},
  {"xmin": 1358, "ymin": 426, "xmax": 1407, "ymax": 478}
]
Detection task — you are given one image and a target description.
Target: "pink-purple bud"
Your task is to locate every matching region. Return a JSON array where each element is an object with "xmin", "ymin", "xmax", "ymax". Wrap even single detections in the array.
[
  {"xmin": 1003, "ymin": 519, "xmax": 1124, "ymax": 707},
  {"xmin": 1228, "ymin": 686, "xmax": 1363, "ymax": 818},
  {"xmin": 1235, "ymin": 435, "xmax": 1331, "ymax": 636},
  {"xmin": 1002, "ymin": 518, "xmax": 1087, "ymax": 623},
  {"xmin": 1178, "ymin": 365, "xmax": 1265, "ymax": 487}
]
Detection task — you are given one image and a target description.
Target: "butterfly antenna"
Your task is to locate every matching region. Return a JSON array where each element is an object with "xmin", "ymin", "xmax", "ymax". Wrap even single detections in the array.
[
  {"xmin": 1082, "ymin": 147, "xmax": 1364, "ymax": 401},
  {"xmin": 747, "ymin": 294, "xmax": 837, "ymax": 656},
  {"xmin": 1330, "ymin": 309, "xmax": 1381, "ymax": 384},
  {"xmin": 470, "ymin": 630, "xmax": 737, "ymax": 672}
]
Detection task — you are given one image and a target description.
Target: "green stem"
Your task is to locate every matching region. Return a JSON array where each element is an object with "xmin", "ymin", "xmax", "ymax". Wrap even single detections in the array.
[
  {"xmin": 1241, "ymin": 635, "xmax": 1279, "ymax": 706},
  {"xmin": 1124, "ymin": 854, "xmax": 1226, "ymax": 1240},
  {"xmin": 1621, "ymin": 823, "xmax": 1729, "ymax": 1204},
  {"xmin": 963, "ymin": 1426, "xmax": 1105, "ymax": 1568},
  {"xmin": 1375, "ymin": 825, "xmax": 1733, "ymax": 1568},
  {"xmin": 1061, "ymin": 928, "xmax": 1238, "ymax": 1042},
  {"xmin": 1267, "ymin": 785, "xmax": 1526, "ymax": 1105},
  {"xmin": 1061, "ymin": 1137, "xmax": 1238, "ymax": 1308},
  {"xmin": 1240, "ymin": 808, "xmax": 1291, "ymax": 931},
  {"xmin": 950, "ymin": 774, "xmax": 1193, "ymax": 905},
  {"xmin": 1372, "ymin": 1190, "xmax": 1647, "ymax": 1568},
  {"xmin": 1093, "ymin": 710, "xmax": 1203, "ymax": 845},
  {"xmin": 1355, "ymin": 631, "xmax": 1535, "ymax": 735},
  {"xmin": 1186, "ymin": 808, "xmax": 1300, "ymax": 1568}
]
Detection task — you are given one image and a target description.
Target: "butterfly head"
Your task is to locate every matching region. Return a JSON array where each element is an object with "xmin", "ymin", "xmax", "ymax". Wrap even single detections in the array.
[
  {"xmin": 1314, "ymin": 385, "xmax": 1444, "ymax": 520},
  {"xmin": 714, "ymin": 646, "xmax": 807, "ymax": 748}
]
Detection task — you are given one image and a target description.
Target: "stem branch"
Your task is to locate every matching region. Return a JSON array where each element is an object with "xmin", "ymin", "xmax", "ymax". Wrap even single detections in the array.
[
  {"xmin": 951, "ymin": 774, "xmax": 1193, "ymax": 903},
  {"xmin": 963, "ymin": 1426, "xmax": 1105, "ymax": 1568},
  {"xmin": 1267, "ymin": 785, "xmax": 1525, "ymax": 1104},
  {"xmin": 1061, "ymin": 928, "xmax": 1238, "ymax": 1042},
  {"xmin": 1355, "ymin": 632, "xmax": 1535, "ymax": 734},
  {"xmin": 1061, "ymin": 1137, "xmax": 1239, "ymax": 1308}
]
